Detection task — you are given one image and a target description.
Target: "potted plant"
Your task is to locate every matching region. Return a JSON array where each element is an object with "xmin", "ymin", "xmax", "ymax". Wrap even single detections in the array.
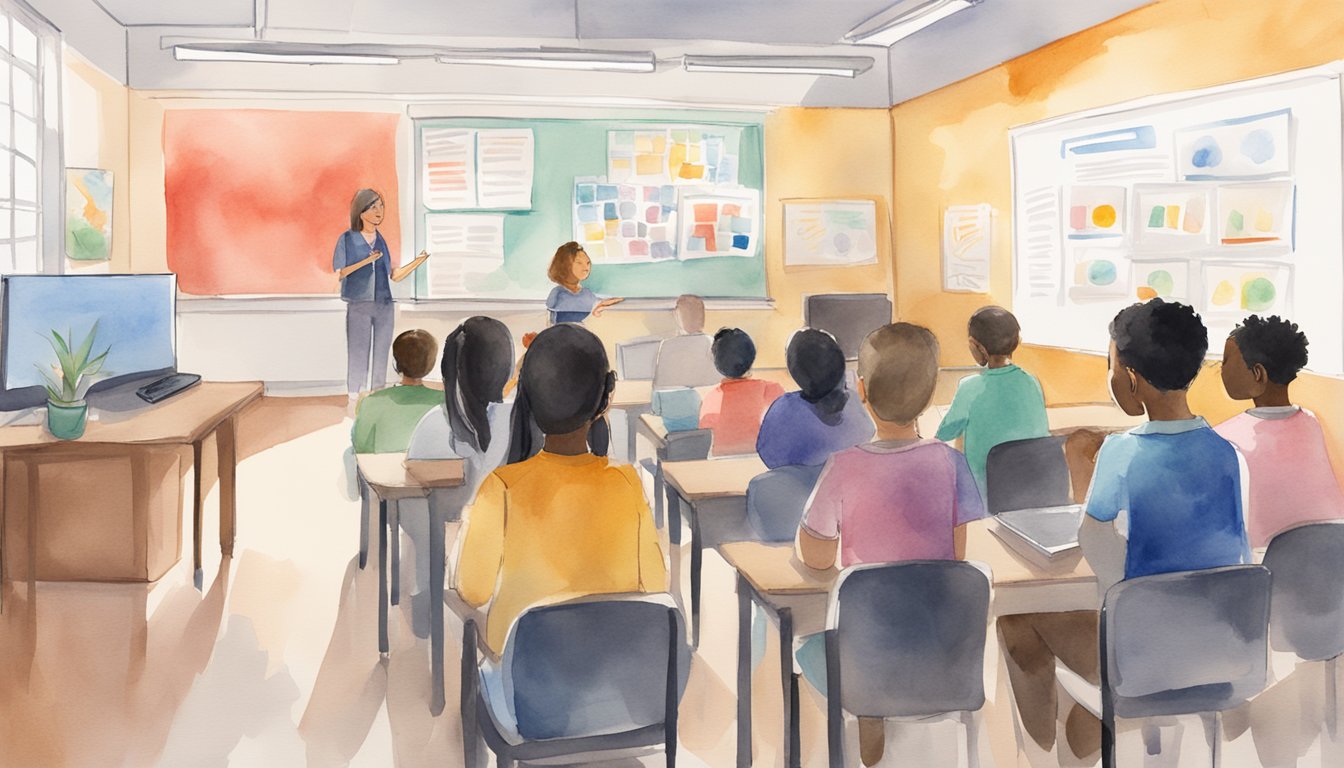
[{"xmin": 37, "ymin": 321, "xmax": 110, "ymax": 440}]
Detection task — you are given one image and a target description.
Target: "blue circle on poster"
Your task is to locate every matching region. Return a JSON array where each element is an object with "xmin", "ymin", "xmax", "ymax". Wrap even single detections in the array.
[
  {"xmin": 1087, "ymin": 260, "xmax": 1118, "ymax": 286},
  {"xmin": 1190, "ymin": 136, "xmax": 1222, "ymax": 168},
  {"xmin": 1241, "ymin": 129, "xmax": 1275, "ymax": 164}
]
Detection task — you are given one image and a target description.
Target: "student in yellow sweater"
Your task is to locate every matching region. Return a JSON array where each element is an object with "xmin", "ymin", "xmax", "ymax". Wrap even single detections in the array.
[{"xmin": 454, "ymin": 322, "xmax": 667, "ymax": 654}]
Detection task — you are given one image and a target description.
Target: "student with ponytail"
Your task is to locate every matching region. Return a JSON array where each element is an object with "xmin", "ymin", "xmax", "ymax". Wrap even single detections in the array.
[{"xmin": 453, "ymin": 323, "xmax": 667, "ymax": 654}]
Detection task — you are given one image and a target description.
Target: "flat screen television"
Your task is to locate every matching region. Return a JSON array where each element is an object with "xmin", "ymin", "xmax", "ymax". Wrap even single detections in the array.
[
  {"xmin": 803, "ymin": 293, "xmax": 893, "ymax": 361},
  {"xmin": 1, "ymin": 274, "xmax": 177, "ymax": 403}
]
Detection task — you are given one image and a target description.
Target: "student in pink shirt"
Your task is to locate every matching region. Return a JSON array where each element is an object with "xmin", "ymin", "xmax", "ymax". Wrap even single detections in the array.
[
  {"xmin": 795, "ymin": 322, "xmax": 986, "ymax": 766},
  {"xmin": 699, "ymin": 327, "xmax": 784, "ymax": 456},
  {"xmin": 1215, "ymin": 315, "xmax": 1344, "ymax": 547}
]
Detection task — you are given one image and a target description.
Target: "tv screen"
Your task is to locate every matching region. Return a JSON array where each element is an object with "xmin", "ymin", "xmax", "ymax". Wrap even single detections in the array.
[
  {"xmin": 2, "ymin": 274, "xmax": 177, "ymax": 393},
  {"xmin": 804, "ymin": 293, "xmax": 893, "ymax": 360}
]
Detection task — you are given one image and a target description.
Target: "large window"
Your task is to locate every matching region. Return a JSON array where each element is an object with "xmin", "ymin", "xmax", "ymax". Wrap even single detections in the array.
[{"xmin": 0, "ymin": 1, "xmax": 57, "ymax": 275}]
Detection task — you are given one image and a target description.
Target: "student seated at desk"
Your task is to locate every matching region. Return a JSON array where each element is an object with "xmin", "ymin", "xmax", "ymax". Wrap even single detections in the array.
[
  {"xmin": 756, "ymin": 328, "xmax": 874, "ymax": 468},
  {"xmin": 351, "ymin": 329, "xmax": 442, "ymax": 453},
  {"xmin": 699, "ymin": 327, "xmax": 784, "ymax": 456},
  {"xmin": 1000, "ymin": 298, "xmax": 1249, "ymax": 757},
  {"xmin": 935, "ymin": 305, "xmax": 1048, "ymax": 496},
  {"xmin": 794, "ymin": 322, "xmax": 986, "ymax": 767},
  {"xmin": 653, "ymin": 294, "xmax": 719, "ymax": 389},
  {"xmin": 453, "ymin": 323, "xmax": 666, "ymax": 655},
  {"xmin": 1214, "ymin": 315, "xmax": 1344, "ymax": 547}
]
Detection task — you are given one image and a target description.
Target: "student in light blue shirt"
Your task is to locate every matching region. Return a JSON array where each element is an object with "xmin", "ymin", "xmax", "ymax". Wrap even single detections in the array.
[{"xmin": 544, "ymin": 242, "xmax": 622, "ymax": 324}]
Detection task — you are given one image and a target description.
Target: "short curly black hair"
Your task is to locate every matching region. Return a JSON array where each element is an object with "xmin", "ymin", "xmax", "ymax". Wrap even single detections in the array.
[
  {"xmin": 712, "ymin": 327, "xmax": 756, "ymax": 379},
  {"xmin": 968, "ymin": 306, "xmax": 1020, "ymax": 356},
  {"xmin": 1230, "ymin": 315, "xmax": 1309, "ymax": 385},
  {"xmin": 1108, "ymin": 298, "xmax": 1207, "ymax": 392}
]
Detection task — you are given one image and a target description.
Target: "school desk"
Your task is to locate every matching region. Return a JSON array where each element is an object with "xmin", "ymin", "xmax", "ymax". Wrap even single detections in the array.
[
  {"xmin": 719, "ymin": 521, "xmax": 1098, "ymax": 768},
  {"xmin": 661, "ymin": 455, "xmax": 768, "ymax": 646},
  {"xmin": 0, "ymin": 381, "xmax": 262, "ymax": 598},
  {"xmin": 355, "ymin": 452, "xmax": 464, "ymax": 716},
  {"xmin": 610, "ymin": 379, "xmax": 654, "ymax": 463}
]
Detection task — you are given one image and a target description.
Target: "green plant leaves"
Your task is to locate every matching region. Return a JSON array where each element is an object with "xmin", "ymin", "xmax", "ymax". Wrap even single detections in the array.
[{"xmin": 36, "ymin": 322, "xmax": 111, "ymax": 404}]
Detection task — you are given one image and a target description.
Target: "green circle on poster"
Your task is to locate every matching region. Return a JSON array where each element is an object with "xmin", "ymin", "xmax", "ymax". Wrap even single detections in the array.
[
  {"xmin": 1242, "ymin": 277, "xmax": 1276, "ymax": 311},
  {"xmin": 1147, "ymin": 269, "xmax": 1175, "ymax": 296}
]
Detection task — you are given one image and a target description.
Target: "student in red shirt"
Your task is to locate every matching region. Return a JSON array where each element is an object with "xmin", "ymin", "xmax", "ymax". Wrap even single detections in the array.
[{"xmin": 699, "ymin": 327, "xmax": 783, "ymax": 456}]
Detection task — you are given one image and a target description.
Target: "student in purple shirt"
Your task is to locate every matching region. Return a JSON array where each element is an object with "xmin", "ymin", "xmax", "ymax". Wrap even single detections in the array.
[
  {"xmin": 756, "ymin": 328, "xmax": 875, "ymax": 468},
  {"xmin": 794, "ymin": 322, "xmax": 985, "ymax": 767}
]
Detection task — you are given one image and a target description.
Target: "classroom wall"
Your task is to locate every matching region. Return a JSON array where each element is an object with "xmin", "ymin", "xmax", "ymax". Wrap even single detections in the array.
[
  {"xmin": 62, "ymin": 48, "xmax": 130, "ymax": 272},
  {"xmin": 889, "ymin": 0, "xmax": 1344, "ymax": 474}
]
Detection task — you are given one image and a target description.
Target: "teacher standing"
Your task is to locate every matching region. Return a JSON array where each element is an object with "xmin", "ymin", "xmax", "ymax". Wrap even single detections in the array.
[{"xmin": 333, "ymin": 188, "xmax": 429, "ymax": 398}]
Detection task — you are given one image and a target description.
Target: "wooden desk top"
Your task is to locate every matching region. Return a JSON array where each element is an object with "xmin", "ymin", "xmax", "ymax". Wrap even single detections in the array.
[
  {"xmin": 611, "ymin": 379, "xmax": 653, "ymax": 408},
  {"xmin": 719, "ymin": 518, "xmax": 1096, "ymax": 597},
  {"xmin": 0, "ymin": 381, "xmax": 263, "ymax": 449},
  {"xmin": 662, "ymin": 455, "xmax": 767, "ymax": 501},
  {"xmin": 638, "ymin": 412, "xmax": 670, "ymax": 444},
  {"xmin": 357, "ymin": 453, "xmax": 465, "ymax": 500}
]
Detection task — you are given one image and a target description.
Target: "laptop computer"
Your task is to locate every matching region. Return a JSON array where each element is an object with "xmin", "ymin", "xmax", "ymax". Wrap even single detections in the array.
[{"xmin": 993, "ymin": 504, "xmax": 1084, "ymax": 560}]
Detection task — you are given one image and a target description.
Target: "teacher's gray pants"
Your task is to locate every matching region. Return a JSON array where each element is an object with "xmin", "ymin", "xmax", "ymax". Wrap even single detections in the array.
[{"xmin": 346, "ymin": 300, "xmax": 394, "ymax": 394}]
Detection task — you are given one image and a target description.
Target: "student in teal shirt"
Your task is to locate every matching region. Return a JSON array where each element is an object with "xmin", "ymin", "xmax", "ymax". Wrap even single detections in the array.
[
  {"xmin": 935, "ymin": 306, "xmax": 1049, "ymax": 494},
  {"xmin": 352, "ymin": 329, "xmax": 443, "ymax": 453}
]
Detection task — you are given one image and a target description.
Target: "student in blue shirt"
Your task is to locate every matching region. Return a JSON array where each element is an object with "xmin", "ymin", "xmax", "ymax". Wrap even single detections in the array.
[
  {"xmin": 544, "ymin": 242, "xmax": 623, "ymax": 324},
  {"xmin": 999, "ymin": 298, "xmax": 1249, "ymax": 758}
]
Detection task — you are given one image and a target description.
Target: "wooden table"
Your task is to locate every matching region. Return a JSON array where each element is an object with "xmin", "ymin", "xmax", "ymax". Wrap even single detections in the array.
[
  {"xmin": 719, "ymin": 520, "xmax": 1098, "ymax": 768},
  {"xmin": 661, "ymin": 455, "xmax": 768, "ymax": 646},
  {"xmin": 0, "ymin": 381, "xmax": 262, "ymax": 596},
  {"xmin": 356, "ymin": 452, "xmax": 464, "ymax": 715}
]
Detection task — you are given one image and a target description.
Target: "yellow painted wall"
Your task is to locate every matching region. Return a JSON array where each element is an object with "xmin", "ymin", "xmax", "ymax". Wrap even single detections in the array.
[
  {"xmin": 62, "ymin": 49, "xmax": 130, "ymax": 272},
  {"xmin": 890, "ymin": 0, "xmax": 1344, "ymax": 473}
]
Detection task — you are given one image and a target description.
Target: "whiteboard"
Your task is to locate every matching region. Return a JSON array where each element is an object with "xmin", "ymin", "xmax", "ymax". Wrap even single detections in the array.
[{"xmin": 1010, "ymin": 64, "xmax": 1344, "ymax": 376}]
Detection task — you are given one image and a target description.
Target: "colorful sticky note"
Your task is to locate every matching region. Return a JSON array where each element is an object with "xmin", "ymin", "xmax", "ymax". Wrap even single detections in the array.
[
  {"xmin": 636, "ymin": 154, "xmax": 664, "ymax": 176},
  {"xmin": 619, "ymin": 185, "xmax": 636, "ymax": 201},
  {"xmin": 1227, "ymin": 210, "xmax": 1245, "ymax": 235},
  {"xmin": 1254, "ymin": 208, "xmax": 1274, "ymax": 233},
  {"xmin": 1148, "ymin": 206, "xmax": 1165, "ymax": 228},
  {"xmin": 693, "ymin": 224, "xmax": 717, "ymax": 252},
  {"xmin": 605, "ymin": 220, "xmax": 619, "ymax": 236},
  {"xmin": 652, "ymin": 135, "xmax": 667, "ymax": 154},
  {"xmin": 1183, "ymin": 198, "xmax": 1204, "ymax": 233},
  {"xmin": 668, "ymin": 144, "xmax": 687, "ymax": 175},
  {"xmin": 627, "ymin": 239, "xmax": 649, "ymax": 257},
  {"xmin": 730, "ymin": 216, "xmax": 752, "ymax": 234},
  {"xmin": 576, "ymin": 185, "xmax": 596, "ymax": 204},
  {"xmin": 1070, "ymin": 205, "xmax": 1087, "ymax": 230},
  {"xmin": 694, "ymin": 204, "xmax": 718, "ymax": 223},
  {"xmin": 1242, "ymin": 276, "xmax": 1276, "ymax": 311},
  {"xmin": 687, "ymin": 236, "xmax": 706, "ymax": 252},
  {"xmin": 652, "ymin": 241, "xmax": 675, "ymax": 260},
  {"xmin": 1165, "ymin": 205, "xmax": 1180, "ymax": 230},
  {"xmin": 596, "ymin": 185, "xmax": 619, "ymax": 201},
  {"xmin": 1137, "ymin": 286, "xmax": 1159, "ymax": 300},
  {"xmin": 637, "ymin": 222, "xmax": 648, "ymax": 237},
  {"xmin": 679, "ymin": 163, "xmax": 705, "ymax": 180},
  {"xmin": 649, "ymin": 225, "xmax": 666, "ymax": 241},
  {"xmin": 722, "ymin": 204, "xmax": 742, "ymax": 217},
  {"xmin": 732, "ymin": 234, "xmax": 750, "ymax": 250},
  {"xmin": 619, "ymin": 201, "xmax": 637, "ymax": 219},
  {"xmin": 586, "ymin": 241, "xmax": 606, "ymax": 258},
  {"xmin": 644, "ymin": 186, "xmax": 660, "ymax": 202},
  {"xmin": 1211, "ymin": 279, "xmax": 1236, "ymax": 306},
  {"xmin": 577, "ymin": 204, "xmax": 599, "ymax": 223},
  {"xmin": 687, "ymin": 144, "xmax": 701, "ymax": 163},
  {"xmin": 583, "ymin": 222, "xmax": 605, "ymax": 241},
  {"xmin": 634, "ymin": 135, "xmax": 654, "ymax": 153},
  {"xmin": 1092, "ymin": 204, "xmax": 1117, "ymax": 229},
  {"xmin": 645, "ymin": 206, "xmax": 662, "ymax": 224},
  {"xmin": 620, "ymin": 221, "xmax": 637, "ymax": 237},
  {"xmin": 603, "ymin": 202, "xmax": 618, "ymax": 220}
]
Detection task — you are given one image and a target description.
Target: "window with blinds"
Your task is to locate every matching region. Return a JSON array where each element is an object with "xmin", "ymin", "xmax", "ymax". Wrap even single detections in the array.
[{"xmin": 0, "ymin": 4, "xmax": 51, "ymax": 275}]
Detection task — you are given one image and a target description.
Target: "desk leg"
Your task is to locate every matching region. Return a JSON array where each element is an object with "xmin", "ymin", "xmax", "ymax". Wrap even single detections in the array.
[
  {"xmin": 779, "ymin": 607, "xmax": 798, "ymax": 768},
  {"xmin": 357, "ymin": 477, "xmax": 370, "ymax": 570},
  {"xmin": 192, "ymin": 439, "xmax": 204, "ymax": 590},
  {"xmin": 690, "ymin": 499, "xmax": 702, "ymax": 649},
  {"xmin": 430, "ymin": 503, "xmax": 446, "ymax": 716},
  {"xmin": 667, "ymin": 486, "xmax": 682, "ymax": 546},
  {"xmin": 218, "ymin": 416, "xmax": 238, "ymax": 558},
  {"xmin": 737, "ymin": 574, "xmax": 753, "ymax": 768},
  {"xmin": 627, "ymin": 409, "xmax": 638, "ymax": 466},
  {"xmin": 654, "ymin": 461, "xmax": 664, "ymax": 530},
  {"xmin": 378, "ymin": 498, "xmax": 389, "ymax": 655},
  {"xmin": 389, "ymin": 501, "xmax": 401, "ymax": 606}
]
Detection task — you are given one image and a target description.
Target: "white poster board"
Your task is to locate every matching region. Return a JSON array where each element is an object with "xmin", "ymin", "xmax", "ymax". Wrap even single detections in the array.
[
  {"xmin": 942, "ymin": 204, "xmax": 992, "ymax": 292},
  {"xmin": 1010, "ymin": 64, "xmax": 1344, "ymax": 375},
  {"xmin": 783, "ymin": 199, "xmax": 878, "ymax": 267}
]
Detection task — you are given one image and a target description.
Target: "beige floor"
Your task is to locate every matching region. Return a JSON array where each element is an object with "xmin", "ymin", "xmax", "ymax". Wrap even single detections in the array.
[{"xmin": 0, "ymin": 397, "xmax": 1337, "ymax": 767}]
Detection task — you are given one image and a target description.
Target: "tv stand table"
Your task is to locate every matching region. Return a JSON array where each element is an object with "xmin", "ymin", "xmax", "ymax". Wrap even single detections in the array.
[{"xmin": 0, "ymin": 382, "xmax": 263, "ymax": 598}]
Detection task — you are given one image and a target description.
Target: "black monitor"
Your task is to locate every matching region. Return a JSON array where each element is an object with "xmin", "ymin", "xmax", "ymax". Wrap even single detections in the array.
[
  {"xmin": 803, "ymin": 293, "xmax": 893, "ymax": 361},
  {"xmin": 1, "ymin": 274, "xmax": 177, "ymax": 406}
]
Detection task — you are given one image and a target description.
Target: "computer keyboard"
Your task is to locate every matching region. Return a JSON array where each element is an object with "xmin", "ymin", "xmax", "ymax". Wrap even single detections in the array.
[{"xmin": 136, "ymin": 372, "xmax": 202, "ymax": 404}]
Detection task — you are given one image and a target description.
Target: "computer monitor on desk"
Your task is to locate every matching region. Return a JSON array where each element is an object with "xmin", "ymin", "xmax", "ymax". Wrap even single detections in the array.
[
  {"xmin": 803, "ymin": 293, "xmax": 893, "ymax": 361},
  {"xmin": 1, "ymin": 274, "xmax": 178, "ymax": 409}
]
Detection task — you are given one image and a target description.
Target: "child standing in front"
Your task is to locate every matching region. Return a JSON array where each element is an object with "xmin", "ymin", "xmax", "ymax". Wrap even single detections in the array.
[
  {"xmin": 454, "ymin": 323, "xmax": 666, "ymax": 656},
  {"xmin": 351, "ymin": 329, "xmax": 443, "ymax": 453},
  {"xmin": 699, "ymin": 327, "xmax": 784, "ymax": 456},
  {"xmin": 544, "ymin": 241, "xmax": 623, "ymax": 324},
  {"xmin": 794, "ymin": 322, "xmax": 985, "ymax": 767},
  {"xmin": 1214, "ymin": 314, "xmax": 1344, "ymax": 547},
  {"xmin": 936, "ymin": 305, "xmax": 1049, "ymax": 496}
]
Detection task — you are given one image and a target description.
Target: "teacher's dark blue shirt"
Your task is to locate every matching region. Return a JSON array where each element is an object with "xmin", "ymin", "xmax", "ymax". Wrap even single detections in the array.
[{"xmin": 333, "ymin": 229, "xmax": 392, "ymax": 303}]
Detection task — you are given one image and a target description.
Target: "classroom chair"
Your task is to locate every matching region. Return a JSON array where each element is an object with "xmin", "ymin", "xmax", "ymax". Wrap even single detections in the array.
[
  {"xmin": 616, "ymin": 335, "xmax": 665, "ymax": 380},
  {"xmin": 1263, "ymin": 521, "xmax": 1344, "ymax": 737},
  {"xmin": 1055, "ymin": 565, "xmax": 1271, "ymax": 768},
  {"xmin": 984, "ymin": 435, "xmax": 1071, "ymax": 514},
  {"xmin": 461, "ymin": 593, "xmax": 689, "ymax": 768},
  {"xmin": 822, "ymin": 561, "xmax": 991, "ymax": 768},
  {"xmin": 745, "ymin": 464, "xmax": 824, "ymax": 542}
]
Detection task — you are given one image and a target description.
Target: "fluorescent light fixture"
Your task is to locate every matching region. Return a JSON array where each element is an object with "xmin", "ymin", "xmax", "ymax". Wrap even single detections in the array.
[
  {"xmin": 845, "ymin": 0, "xmax": 979, "ymax": 46},
  {"xmin": 435, "ymin": 48, "xmax": 655, "ymax": 73},
  {"xmin": 682, "ymin": 55, "xmax": 874, "ymax": 78},
  {"xmin": 174, "ymin": 43, "xmax": 399, "ymax": 65}
]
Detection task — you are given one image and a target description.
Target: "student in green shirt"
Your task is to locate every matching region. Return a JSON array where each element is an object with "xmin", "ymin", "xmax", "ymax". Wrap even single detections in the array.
[
  {"xmin": 351, "ymin": 329, "xmax": 443, "ymax": 453},
  {"xmin": 935, "ymin": 306, "xmax": 1049, "ymax": 495}
]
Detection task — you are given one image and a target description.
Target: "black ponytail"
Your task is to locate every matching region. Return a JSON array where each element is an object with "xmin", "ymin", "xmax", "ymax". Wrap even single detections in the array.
[{"xmin": 443, "ymin": 316, "xmax": 513, "ymax": 454}]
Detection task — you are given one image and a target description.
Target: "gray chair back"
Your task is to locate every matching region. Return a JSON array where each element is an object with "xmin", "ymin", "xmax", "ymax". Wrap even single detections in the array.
[
  {"xmin": 1102, "ymin": 565, "xmax": 1270, "ymax": 719},
  {"xmin": 828, "ymin": 561, "xmax": 990, "ymax": 718},
  {"xmin": 659, "ymin": 429, "xmax": 713, "ymax": 462},
  {"xmin": 503, "ymin": 594, "xmax": 689, "ymax": 741},
  {"xmin": 985, "ymin": 435, "xmax": 1070, "ymax": 514},
  {"xmin": 746, "ymin": 464, "xmax": 824, "ymax": 542},
  {"xmin": 616, "ymin": 336, "xmax": 664, "ymax": 380},
  {"xmin": 1264, "ymin": 521, "xmax": 1344, "ymax": 661}
]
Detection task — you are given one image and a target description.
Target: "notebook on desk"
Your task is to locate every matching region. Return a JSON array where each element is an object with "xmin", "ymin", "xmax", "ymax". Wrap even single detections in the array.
[{"xmin": 993, "ymin": 504, "xmax": 1084, "ymax": 561}]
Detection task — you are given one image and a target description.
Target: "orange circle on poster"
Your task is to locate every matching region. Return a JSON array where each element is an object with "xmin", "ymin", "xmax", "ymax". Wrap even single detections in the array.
[{"xmin": 1092, "ymin": 204, "xmax": 1117, "ymax": 228}]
